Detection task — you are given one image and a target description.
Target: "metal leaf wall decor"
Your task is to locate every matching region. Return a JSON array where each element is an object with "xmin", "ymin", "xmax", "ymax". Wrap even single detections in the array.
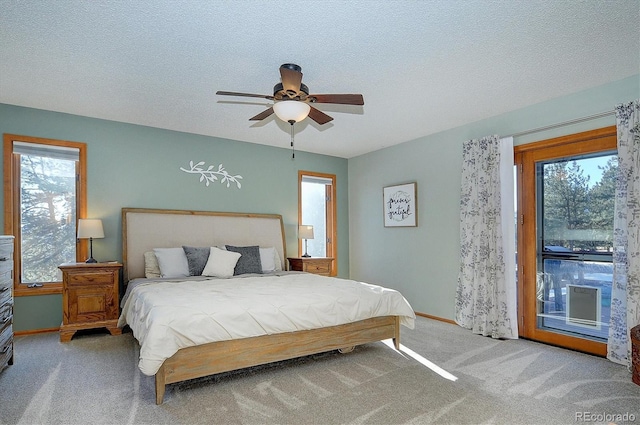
[{"xmin": 180, "ymin": 161, "xmax": 243, "ymax": 189}]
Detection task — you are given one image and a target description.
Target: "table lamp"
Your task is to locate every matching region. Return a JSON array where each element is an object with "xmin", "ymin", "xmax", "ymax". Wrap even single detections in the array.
[
  {"xmin": 77, "ymin": 219, "xmax": 104, "ymax": 263},
  {"xmin": 299, "ymin": 225, "xmax": 314, "ymax": 258}
]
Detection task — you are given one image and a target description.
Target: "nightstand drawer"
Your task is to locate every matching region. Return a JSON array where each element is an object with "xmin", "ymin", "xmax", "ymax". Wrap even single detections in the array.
[
  {"xmin": 287, "ymin": 257, "xmax": 334, "ymax": 276},
  {"xmin": 65, "ymin": 270, "xmax": 116, "ymax": 286},
  {"xmin": 304, "ymin": 262, "xmax": 330, "ymax": 274}
]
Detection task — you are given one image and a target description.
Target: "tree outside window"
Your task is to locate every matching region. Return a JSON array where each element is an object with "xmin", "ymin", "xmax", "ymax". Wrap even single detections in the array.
[
  {"xmin": 3, "ymin": 135, "xmax": 86, "ymax": 294},
  {"xmin": 20, "ymin": 154, "xmax": 77, "ymax": 283}
]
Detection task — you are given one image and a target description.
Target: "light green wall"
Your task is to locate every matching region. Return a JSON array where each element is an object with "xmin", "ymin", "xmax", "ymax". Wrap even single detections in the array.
[
  {"xmin": 0, "ymin": 104, "xmax": 349, "ymax": 331},
  {"xmin": 347, "ymin": 74, "xmax": 640, "ymax": 320},
  {"xmin": 5, "ymin": 74, "xmax": 639, "ymax": 331}
]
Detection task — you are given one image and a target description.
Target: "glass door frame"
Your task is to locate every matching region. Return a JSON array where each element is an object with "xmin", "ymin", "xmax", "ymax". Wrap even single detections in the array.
[{"xmin": 515, "ymin": 126, "xmax": 616, "ymax": 356}]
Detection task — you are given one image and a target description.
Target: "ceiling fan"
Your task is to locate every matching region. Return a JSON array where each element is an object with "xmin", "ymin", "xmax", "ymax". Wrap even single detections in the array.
[{"xmin": 216, "ymin": 63, "xmax": 364, "ymax": 125}]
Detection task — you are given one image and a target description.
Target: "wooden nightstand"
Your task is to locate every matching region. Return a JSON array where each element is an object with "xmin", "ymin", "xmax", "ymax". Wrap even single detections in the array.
[
  {"xmin": 287, "ymin": 257, "xmax": 334, "ymax": 276},
  {"xmin": 58, "ymin": 262, "xmax": 122, "ymax": 342}
]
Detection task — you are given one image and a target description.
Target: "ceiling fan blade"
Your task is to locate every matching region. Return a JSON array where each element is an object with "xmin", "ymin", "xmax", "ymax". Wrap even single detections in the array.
[
  {"xmin": 308, "ymin": 106, "xmax": 334, "ymax": 125},
  {"xmin": 309, "ymin": 94, "xmax": 364, "ymax": 105},
  {"xmin": 217, "ymin": 91, "xmax": 274, "ymax": 100},
  {"xmin": 249, "ymin": 107, "xmax": 274, "ymax": 121},
  {"xmin": 280, "ymin": 66, "xmax": 303, "ymax": 94}
]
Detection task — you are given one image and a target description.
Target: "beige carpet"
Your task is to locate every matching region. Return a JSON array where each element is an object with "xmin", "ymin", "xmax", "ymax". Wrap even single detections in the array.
[{"xmin": 1, "ymin": 316, "xmax": 639, "ymax": 425}]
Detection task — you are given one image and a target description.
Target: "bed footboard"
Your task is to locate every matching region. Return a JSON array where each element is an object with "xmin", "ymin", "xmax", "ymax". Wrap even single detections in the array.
[{"xmin": 154, "ymin": 315, "xmax": 400, "ymax": 404}]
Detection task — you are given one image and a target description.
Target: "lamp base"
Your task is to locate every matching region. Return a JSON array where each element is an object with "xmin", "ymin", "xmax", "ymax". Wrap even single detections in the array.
[
  {"xmin": 85, "ymin": 237, "xmax": 97, "ymax": 263},
  {"xmin": 301, "ymin": 238, "xmax": 312, "ymax": 258}
]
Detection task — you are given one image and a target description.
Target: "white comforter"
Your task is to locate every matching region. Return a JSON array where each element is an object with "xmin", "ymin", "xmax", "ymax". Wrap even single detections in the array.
[{"xmin": 117, "ymin": 273, "xmax": 415, "ymax": 375}]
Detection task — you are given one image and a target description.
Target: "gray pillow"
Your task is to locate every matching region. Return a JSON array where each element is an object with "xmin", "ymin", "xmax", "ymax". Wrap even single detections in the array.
[
  {"xmin": 182, "ymin": 246, "xmax": 211, "ymax": 276},
  {"xmin": 225, "ymin": 245, "xmax": 263, "ymax": 275}
]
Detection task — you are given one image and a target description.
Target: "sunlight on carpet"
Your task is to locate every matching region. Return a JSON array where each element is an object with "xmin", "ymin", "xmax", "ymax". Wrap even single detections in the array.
[{"xmin": 381, "ymin": 339, "xmax": 458, "ymax": 382}]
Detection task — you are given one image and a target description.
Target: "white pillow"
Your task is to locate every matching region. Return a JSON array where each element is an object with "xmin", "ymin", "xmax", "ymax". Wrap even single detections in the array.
[
  {"xmin": 259, "ymin": 247, "xmax": 277, "ymax": 273},
  {"xmin": 153, "ymin": 248, "xmax": 189, "ymax": 278},
  {"xmin": 202, "ymin": 247, "xmax": 241, "ymax": 278},
  {"xmin": 143, "ymin": 251, "xmax": 161, "ymax": 278},
  {"xmin": 273, "ymin": 248, "xmax": 283, "ymax": 272}
]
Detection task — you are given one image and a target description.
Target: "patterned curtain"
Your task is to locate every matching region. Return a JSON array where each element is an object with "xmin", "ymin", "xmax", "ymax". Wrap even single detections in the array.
[
  {"xmin": 455, "ymin": 135, "xmax": 518, "ymax": 339},
  {"xmin": 608, "ymin": 100, "xmax": 640, "ymax": 367}
]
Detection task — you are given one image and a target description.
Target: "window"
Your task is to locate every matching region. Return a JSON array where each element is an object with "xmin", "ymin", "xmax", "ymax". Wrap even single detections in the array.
[
  {"xmin": 298, "ymin": 171, "xmax": 337, "ymax": 275},
  {"xmin": 3, "ymin": 134, "xmax": 87, "ymax": 295},
  {"xmin": 515, "ymin": 126, "xmax": 616, "ymax": 356}
]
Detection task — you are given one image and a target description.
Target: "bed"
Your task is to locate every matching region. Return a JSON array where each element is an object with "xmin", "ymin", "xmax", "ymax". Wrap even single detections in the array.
[{"xmin": 117, "ymin": 208, "xmax": 415, "ymax": 404}]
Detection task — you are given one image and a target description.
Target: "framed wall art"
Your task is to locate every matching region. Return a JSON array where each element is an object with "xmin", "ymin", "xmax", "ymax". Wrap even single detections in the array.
[{"xmin": 383, "ymin": 182, "xmax": 417, "ymax": 227}]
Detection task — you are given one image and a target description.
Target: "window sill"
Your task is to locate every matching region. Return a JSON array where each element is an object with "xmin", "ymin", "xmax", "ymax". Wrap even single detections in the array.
[{"xmin": 14, "ymin": 283, "xmax": 62, "ymax": 297}]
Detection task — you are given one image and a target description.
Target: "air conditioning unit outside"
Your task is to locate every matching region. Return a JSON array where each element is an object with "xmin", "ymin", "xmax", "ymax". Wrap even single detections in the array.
[{"xmin": 566, "ymin": 284, "xmax": 601, "ymax": 330}]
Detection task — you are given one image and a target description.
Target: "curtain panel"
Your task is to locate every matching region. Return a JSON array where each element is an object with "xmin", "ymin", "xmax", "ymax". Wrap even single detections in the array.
[
  {"xmin": 456, "ymin": 135, "xmax": 518, "ymax": 339},
  {"xmin": 608, "ymin": 99, "xmax": 640, "ymax": 367}
]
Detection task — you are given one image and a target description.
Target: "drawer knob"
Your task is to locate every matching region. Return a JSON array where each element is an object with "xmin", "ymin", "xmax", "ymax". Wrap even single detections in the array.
[
  {"xmin": 0, "ymin": 257, "xmax": 7, "ymax": 262},
  {"xmin": 0, "ymin": 287, "xmax": 9, "ymax": 293}
]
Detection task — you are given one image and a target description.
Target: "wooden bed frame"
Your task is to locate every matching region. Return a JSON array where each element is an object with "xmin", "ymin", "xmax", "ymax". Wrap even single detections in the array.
[{"xmin": 121, "ymin": 208, "xmax": 401, "ymax": 404}]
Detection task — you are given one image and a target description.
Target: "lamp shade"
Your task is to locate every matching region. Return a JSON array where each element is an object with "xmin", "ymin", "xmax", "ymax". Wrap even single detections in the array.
[
  {"xmin": 77, "ymin": 219, "xmax": 104, "ymax": 239},
  {"xmin": 273, "ymin": 100, "xmax": 311, "ymax": 123},
  {"xmin": 298, "ymin": 225, "xmax": 314, "ymax": 240}
]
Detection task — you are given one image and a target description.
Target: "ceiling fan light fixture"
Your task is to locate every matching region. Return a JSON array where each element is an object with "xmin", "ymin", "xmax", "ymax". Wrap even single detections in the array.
[
  {"xmin": 217, "ymin": 63, "xmax": 362, "ymax": 127},
  {"xmin": 273, "ymin": 100, "xmax": 310, "ymax": 123}
]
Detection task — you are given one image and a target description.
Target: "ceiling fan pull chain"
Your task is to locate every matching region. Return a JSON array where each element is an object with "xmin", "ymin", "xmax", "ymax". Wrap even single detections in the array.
[{"xmin": 289, "ymin": 120, "xmax": 295, "ymax": 159}]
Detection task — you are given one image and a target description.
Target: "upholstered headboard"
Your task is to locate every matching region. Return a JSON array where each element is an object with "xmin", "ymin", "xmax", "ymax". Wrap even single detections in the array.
[{"xmin": 122, "ymin": 208, "xmax": 287, "ymax": 282}]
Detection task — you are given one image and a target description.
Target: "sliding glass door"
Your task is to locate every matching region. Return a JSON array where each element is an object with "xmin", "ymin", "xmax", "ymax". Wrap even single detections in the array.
[
  {"xmin": 515, "ymin": 127, "xmax": 617, "ymax": 355},
  {"xmin": 536, "ymin": 153, "xmax": 616, "ymax": 340}
]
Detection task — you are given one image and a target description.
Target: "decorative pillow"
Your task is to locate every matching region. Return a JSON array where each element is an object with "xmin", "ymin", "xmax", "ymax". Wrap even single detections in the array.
[
  {"xmin": 144, "ymin": 251, "xmax": 161, "ymax": 278},
  {"xmin": 259, "ymin": 247, "xmax": 277, "ymax": 273},
  {"xmin": 226, "ymin": 245, "xmax": 263, "ymax": 275},
  {"xmin": 273, "ymin": 248, "xmax": 283, "ymax": 272},
  {"xmin": 202, "ymin": 247, "xmax": 241, "ymax": 278},
  {"xmin": 182, "ymin": 246, "xmax": 211, "ymax": 276},
  {"xmin": 153, "ymin": 247, "xmax": 189, "ymax": 278}
]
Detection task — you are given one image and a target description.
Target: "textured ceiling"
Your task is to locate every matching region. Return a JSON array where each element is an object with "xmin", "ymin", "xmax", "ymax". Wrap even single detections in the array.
[{"xmin": 1, "ymin": 0, "xmax": 639, "ymax": 158}]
